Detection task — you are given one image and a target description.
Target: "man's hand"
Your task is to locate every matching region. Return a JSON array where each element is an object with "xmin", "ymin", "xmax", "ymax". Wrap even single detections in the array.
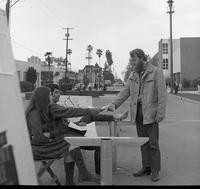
[
  {"xmin": 102, "ymin": 103, "xmax": 115, "ymax": 112},
  {"xmin": 44, "ymin": 132, "xmax": 51, "ymax": 138},
  {"xmin": 155, "ymin": 116, "xmax": 164, "ymax": 123}
]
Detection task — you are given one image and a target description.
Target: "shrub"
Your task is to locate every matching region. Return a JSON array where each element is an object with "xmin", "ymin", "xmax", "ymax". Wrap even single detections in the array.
[
  {"xmin": 20, "ymin": 81, "xmax": 34, "ymax": 92},
  {"xmin": 26, "ymin": 67, "xmax": 37, "ymax": 86},
  {"xmin": 60, "ymin": 83, "xmax": 73, "ymax": 91},
  {"xmin": 182, "ymin": 78, "xmax": 191, "ymax": 88}
]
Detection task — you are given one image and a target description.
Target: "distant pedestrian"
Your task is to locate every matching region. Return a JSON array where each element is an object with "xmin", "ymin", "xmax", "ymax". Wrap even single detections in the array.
[
  {"xmin": 197, "ymin": 84, "xmax": 200, "ymax": 94},
  {"xmin": 174, "ymin": 82, "xmax": 179, "ymax": 95},
  {"xmin": 105, "ymin": 48, "xmax": 167, "ymax": 182}
]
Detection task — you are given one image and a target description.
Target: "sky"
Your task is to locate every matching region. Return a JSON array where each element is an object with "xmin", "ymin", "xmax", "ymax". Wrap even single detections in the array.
[{"xmin": 0, "ymin": 0, "xmax": 200, "ymax": 79}]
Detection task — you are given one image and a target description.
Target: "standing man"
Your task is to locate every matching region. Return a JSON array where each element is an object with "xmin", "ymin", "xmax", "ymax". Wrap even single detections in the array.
[{"xmin": 106, "ymin": 48, "xmax": 167, "ymax": 182}]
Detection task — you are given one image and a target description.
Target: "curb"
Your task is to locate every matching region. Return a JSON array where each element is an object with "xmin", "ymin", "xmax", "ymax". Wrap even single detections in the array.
[{"xmin": 168, "ymin": 93, "xmax": 200, "ymax": 104}]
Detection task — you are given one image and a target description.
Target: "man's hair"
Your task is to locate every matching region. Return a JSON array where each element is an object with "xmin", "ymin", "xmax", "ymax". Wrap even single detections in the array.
[
  {"xmin": 129, "ymin": 48, "xmax": 147, "ymax": 61},
  {"xmin": 45, "ymin": 83, "xmax": 60, "ymax": 95}
]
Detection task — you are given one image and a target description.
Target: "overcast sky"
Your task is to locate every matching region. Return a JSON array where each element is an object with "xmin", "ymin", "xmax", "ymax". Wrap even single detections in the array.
[{"xmin": 0, "ymin": 0, "xmax": 200, "ymax": 79}]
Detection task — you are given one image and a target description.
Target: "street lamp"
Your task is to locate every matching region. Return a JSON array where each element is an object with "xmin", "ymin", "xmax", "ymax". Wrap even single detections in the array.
[
  {"xmin": 86, "ymin": 45, "xmax": 93, "ymax": 84},
  {"xmin": 167, "ymin": 0, "xmax": 175, "ymax": 93}
]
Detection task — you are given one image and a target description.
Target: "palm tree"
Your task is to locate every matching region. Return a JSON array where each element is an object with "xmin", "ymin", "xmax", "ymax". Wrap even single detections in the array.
[
  {"xmin": 96, "ymin": 49, "xmax": 103, "ymax": 89},
  {"xmin": 44, "ymin": 52, "xmax": 52, "ymax": 82},
  {"xmin": 105, "ymin": 50, "xmax": 113, "ymax": 66},
  {"xmin": 96, "ymin": 49, "xmax": 103, "ymax": 66}
]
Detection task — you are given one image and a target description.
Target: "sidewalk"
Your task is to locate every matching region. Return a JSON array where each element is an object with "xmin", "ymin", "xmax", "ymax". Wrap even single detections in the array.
[{"xmin": 95, "ymin": 94, "xmax": 200, "ymax": 185}]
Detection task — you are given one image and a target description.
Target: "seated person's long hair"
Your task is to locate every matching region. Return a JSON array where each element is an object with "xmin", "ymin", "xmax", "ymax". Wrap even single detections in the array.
[{"xmin": 25, "ymin": 87, "xmax": 52, "ymax": 130}]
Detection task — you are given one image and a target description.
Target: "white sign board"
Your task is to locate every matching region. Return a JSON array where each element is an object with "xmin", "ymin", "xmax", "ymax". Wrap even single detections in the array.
[
  {"xmin": 58, "ymin": 95, "xmax": 93, "ymax": 108},
  {"xmin": 58, "ymin": 95, "xmax": 97, "ymax": 137},
  {"xmin": 0, "ymin": 9, "xmax": 37, "ymax": 185}
]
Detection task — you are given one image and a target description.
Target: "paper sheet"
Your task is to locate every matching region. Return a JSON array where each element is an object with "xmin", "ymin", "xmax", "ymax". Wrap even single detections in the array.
[
  {"xmin": 68, "ymin": 122, "xmax": 94, "ymax": 131},
  {"xmin": 67, "ymin": 122, "xmax": 98, "ymax": 151}
]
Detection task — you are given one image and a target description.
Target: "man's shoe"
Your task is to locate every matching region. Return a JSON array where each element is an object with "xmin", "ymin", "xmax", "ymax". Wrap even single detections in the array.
[
  {"xmin": 151, "ymin": 171, "xmax": 160, "ymax": 182},
  {"xmin": 133, "ymin": 167, "xmax": 151, "ymax": 177}
]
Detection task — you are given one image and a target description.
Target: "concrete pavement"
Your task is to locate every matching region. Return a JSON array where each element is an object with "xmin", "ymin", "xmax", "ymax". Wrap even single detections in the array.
[{"xmin": 31, "ymin": 93, "xmax": 200, "ymax": 185}]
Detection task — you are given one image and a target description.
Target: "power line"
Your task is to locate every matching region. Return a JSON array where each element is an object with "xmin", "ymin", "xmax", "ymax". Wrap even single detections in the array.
[
  {"xmin": 35, "ymin": 0, "xmax": 64, "ymax": 28},
  {"xmin": 11, "ymin": 36, "xmax": 44, "ymax": 57},
  {"xmin": 9, "ymin": 1, "xmax": 70, "ymax": 61},
  {"xmin": 10, "ymin": 0, "xmax": 21, "ymax": 8}
]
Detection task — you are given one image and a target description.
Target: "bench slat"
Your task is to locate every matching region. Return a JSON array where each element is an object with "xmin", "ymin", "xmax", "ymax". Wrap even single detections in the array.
[{"xmin": 64, "ymin": 137, "xmax": 148, "ymax": 147}]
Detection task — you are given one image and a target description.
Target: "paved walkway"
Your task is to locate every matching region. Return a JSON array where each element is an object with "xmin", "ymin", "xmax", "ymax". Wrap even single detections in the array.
[{"xmin": 32, "ymin": 93, "xmax": 200, "ymax": 185}]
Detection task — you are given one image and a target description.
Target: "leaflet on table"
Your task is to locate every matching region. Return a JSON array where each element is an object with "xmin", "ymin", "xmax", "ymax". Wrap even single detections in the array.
[{"xmin": 68, "ymin": 122, "xmax": 94, "ymax": 131}]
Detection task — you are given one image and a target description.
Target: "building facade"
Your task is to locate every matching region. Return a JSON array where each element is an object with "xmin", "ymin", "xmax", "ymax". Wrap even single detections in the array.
[
  {"xmin": 81, "ymin": 64, "xmax": 102, "ymax": 87},
  {"xmin": 158, "ymin": 37, "xmax": 200, "ymax": 85},
  {"xmin": 16, "ymin": 56, "xmax": 76, "ymax": 87}
]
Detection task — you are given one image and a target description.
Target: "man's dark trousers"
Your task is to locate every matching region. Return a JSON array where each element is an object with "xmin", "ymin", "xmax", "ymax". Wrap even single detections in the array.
[{"xmin": 135, "ymin": 102, "xmax": 161, "ymax": 172}]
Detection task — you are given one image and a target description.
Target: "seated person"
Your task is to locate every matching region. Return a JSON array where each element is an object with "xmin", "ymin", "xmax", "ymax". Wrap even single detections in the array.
[
  {"xmin": 46, "ymin": 84, "xmax": 128, "ymax": 176},
  {"xmin": 26, "ymin": 86, "xmax": 128, "ymax": 185}
]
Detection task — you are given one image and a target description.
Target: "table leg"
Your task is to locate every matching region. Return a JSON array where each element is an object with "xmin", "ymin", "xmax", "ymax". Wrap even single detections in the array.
[{"xmin": 101, "ymin": 139, "xmax": 112, "ymax": 185}]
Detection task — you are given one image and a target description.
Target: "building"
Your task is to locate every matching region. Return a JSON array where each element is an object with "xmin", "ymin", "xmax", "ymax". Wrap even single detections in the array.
[
  {"xmin": 27, "ymin": 56, "xmax": 41, "ymax": 65},
  {"xmin": 80, "ymin": 64, "xmax": 102, "ymax": 87},
  {"xmin": 16, "ymin": 56, "xmax": 77, "ymax": 87},
  {"xmin": 158, "ymin": 37, "xmax": 200, "ymax": 85}
]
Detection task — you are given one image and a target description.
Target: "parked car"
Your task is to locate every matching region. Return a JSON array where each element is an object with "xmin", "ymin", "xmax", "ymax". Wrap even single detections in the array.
[{"xmin": 74, "ymin": 83, "xmax": 84, "ymax": 90}]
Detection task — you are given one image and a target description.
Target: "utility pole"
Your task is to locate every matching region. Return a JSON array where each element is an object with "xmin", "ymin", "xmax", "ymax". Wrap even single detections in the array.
[
  {"xmin": 6, "ymin": 0, "xmax": 21, "ymax": 25},
  {"xmin": 167, "ymin": 0, "xmax": 175, "ymax": 94},
  {"xmin": 63, "ymin": 27, "xmax": 73, "ymax": 83},
  {"xmin": 5, "ymin": 0, "xmax": 10, "ymax": 25}
]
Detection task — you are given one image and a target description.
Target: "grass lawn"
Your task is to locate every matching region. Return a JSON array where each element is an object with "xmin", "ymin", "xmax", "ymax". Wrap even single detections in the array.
[{"xmin": 176, "ymin": 93, "xmax": 200, "ymax": 101}]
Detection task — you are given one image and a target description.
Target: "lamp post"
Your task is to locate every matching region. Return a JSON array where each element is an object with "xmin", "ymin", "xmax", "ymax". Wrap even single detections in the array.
[
  {"xmin": 86, "ymin": 45, "xmax": 93, "ymax": 84},
  {"xmin": 167, "ymin": 0, "xmax": 175, "ymax": 93}
]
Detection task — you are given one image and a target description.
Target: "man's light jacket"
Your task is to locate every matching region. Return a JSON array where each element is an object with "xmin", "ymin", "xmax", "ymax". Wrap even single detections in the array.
[{"xmin": 112, "ymin": 63, "xmax": 167, "ymax": 125}]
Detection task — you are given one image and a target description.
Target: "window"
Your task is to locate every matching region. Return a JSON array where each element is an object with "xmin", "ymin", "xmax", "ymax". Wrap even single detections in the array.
[
  {"xmin": 162, "ymin": 59, "xmax": 168, "ymax": 70},
  {"xmin": 162, "ymin": 43, "xmax": 168, "ymax": 54},
  {"xmin": 163, "ymin": 64, "xmax": 166, "ymax": 70}
]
